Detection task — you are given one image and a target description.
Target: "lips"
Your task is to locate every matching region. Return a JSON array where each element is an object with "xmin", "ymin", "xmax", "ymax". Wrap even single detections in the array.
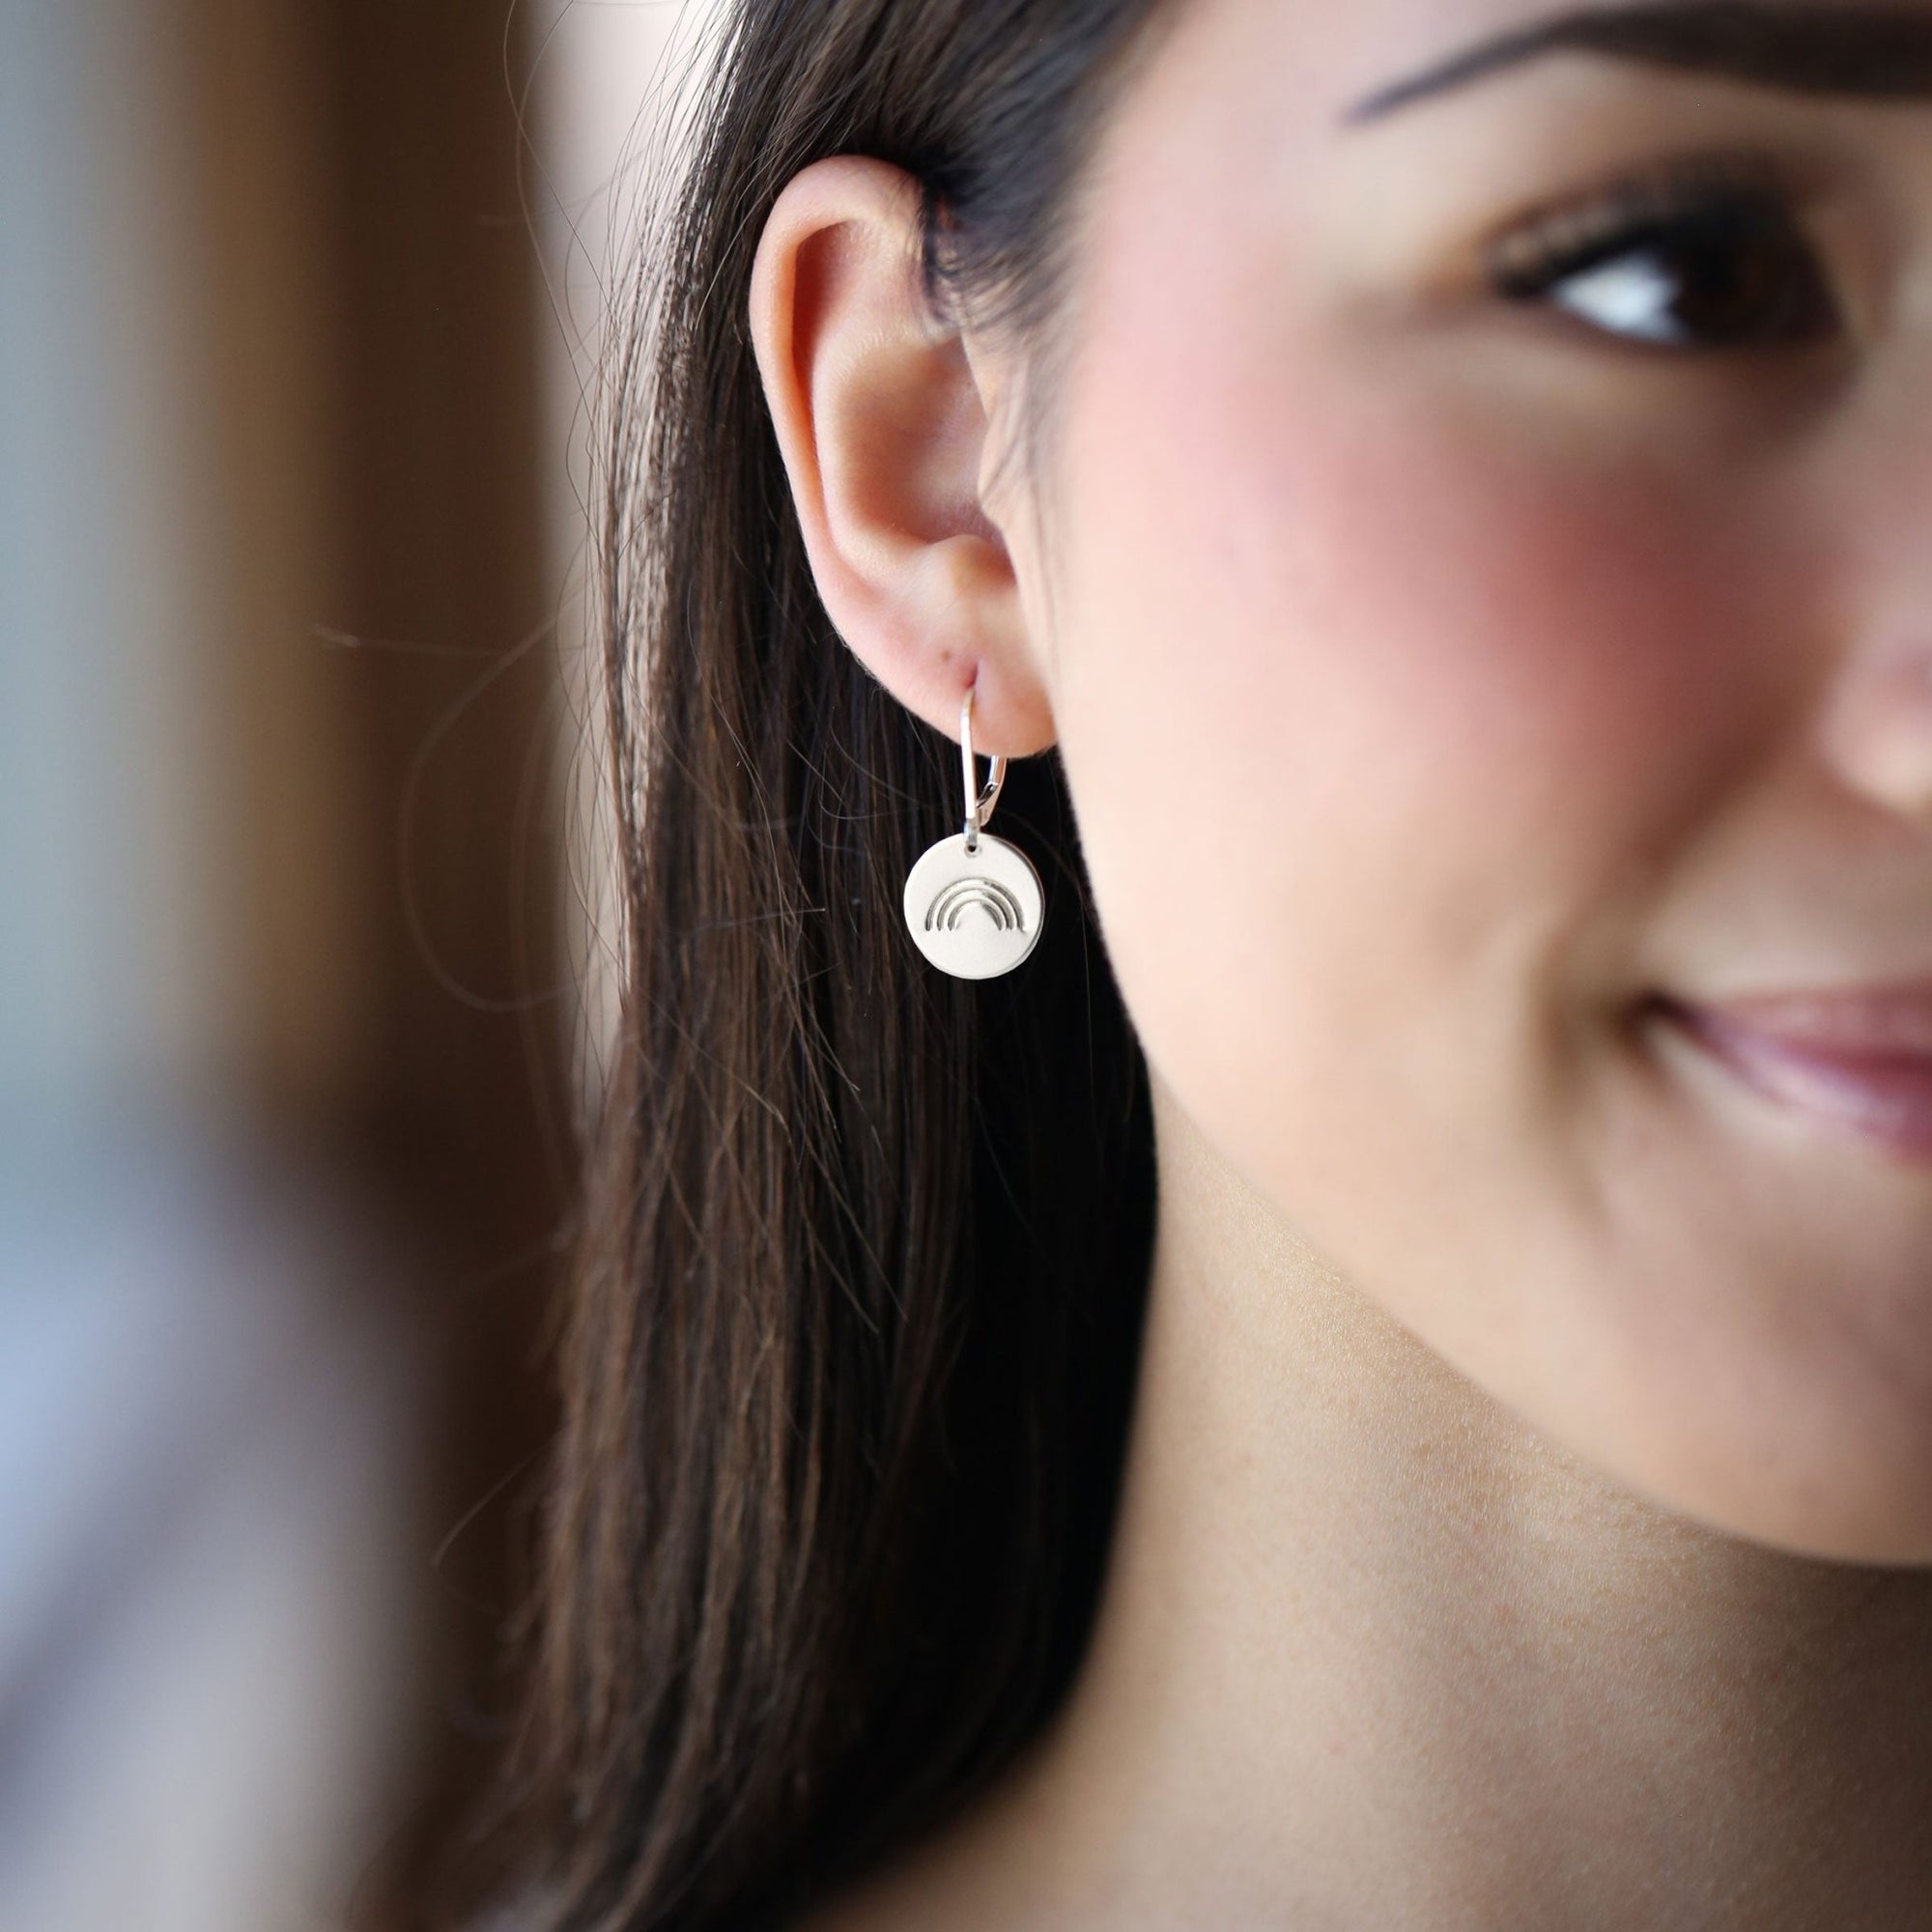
[{"xmin": 1653, "ymin": 984, "xmax": 1932, "ymax": 1162}]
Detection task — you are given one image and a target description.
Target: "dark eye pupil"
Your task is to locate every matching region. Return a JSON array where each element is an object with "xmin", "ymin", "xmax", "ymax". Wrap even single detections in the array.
[{"xmin": 1598, "ymin": 207, "xmax": 1831, "ymax": 346}]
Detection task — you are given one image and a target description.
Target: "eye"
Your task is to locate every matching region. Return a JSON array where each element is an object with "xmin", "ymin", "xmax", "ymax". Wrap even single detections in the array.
[{"xmin": 1486, "ymin": 163, "xmax": 1841, "ymax": 353}]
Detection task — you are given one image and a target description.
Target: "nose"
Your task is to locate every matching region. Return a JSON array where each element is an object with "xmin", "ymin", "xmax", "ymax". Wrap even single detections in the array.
[
  {"xmin": 1815, "ymin": 643, "xmax": 1932, "ymax": 827},
  {"xmin": 1809, "ymin": 346, "xmax": 1932, "ymax": 830}
]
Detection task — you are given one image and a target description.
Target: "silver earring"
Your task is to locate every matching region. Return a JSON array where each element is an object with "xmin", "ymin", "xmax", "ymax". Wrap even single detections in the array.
[{"xmin": 902, "ymin": 689, "xmax": 1045, "ymax": 980}]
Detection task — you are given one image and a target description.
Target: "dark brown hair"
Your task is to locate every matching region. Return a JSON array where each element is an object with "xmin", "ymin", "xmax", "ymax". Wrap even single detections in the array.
[{"xmin": 483, "ymin": 4, "xmax": 1170, "ymax": 1925}]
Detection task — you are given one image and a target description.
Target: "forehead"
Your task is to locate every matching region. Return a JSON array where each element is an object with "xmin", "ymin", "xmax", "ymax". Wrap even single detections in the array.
[{"xmin": 1133, "ymin": 0, "xmax": 1932, "ymax": 128}]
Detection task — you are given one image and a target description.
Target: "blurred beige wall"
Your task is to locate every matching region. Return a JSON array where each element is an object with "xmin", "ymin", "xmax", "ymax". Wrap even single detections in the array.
[{"xmin": 4, "ymin": 0, "xmax": 585, "ymax": 1923}]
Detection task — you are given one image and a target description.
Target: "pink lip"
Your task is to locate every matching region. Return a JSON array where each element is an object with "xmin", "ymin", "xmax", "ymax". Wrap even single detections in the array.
[{"xmin": 1655, "ymin": 984, "xmax": 1932, "ymax": 1162}]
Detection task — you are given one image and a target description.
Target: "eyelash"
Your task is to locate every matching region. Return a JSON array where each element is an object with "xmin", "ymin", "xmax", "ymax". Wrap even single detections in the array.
[{"xmin": 1482, "ymin": 155, "xmax": 1841, "ymax": 353}]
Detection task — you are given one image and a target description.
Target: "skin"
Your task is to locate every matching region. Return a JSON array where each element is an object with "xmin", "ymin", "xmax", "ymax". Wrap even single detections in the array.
[{"xmin": 748, "ymin": 0, "xmax": 1932, "ymax": 1922}]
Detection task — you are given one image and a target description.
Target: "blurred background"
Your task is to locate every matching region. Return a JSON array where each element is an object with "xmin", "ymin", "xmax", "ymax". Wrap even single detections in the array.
[{"xmin": 0, "ymin": 1, "xmax": 700, "ymax": 1923}]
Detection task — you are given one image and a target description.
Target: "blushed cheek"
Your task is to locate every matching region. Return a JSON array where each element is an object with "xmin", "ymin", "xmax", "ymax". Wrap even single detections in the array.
[
  {"xmin": 1258, "ymin": 399, "xmax": 1785, "ymax": 894},
  {"xmin": 1049, "ymin": 303, "xmax": 1810, "ymax": 1159}
]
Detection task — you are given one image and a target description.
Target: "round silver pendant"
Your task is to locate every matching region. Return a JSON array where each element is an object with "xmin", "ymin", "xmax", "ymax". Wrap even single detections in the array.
[{"xmin": 902, "ymin": 830, "xmax": 1045, "ymax": 980}]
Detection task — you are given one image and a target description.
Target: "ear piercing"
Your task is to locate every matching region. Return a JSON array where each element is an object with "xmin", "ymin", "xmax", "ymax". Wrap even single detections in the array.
[{"xmin": 901, "ymin": 688, "xmax": 1045, "ymax": 980}]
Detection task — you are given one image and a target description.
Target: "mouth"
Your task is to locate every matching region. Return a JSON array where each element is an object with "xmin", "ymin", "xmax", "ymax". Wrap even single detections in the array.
[{"xmin": 1647, "ymin": 987, "xmax": 1932, "ymax": 1165}]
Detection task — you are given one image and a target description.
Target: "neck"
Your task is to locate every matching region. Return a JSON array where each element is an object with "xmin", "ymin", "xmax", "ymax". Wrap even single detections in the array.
[{"xmin": 969, "ymin": 1075, "xmax": 1932, "ymax": 1928}]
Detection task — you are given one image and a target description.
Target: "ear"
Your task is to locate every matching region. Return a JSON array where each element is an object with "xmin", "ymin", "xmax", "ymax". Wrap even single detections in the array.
[{"xmin": 748, "ymin": 155, "xmax": 1055, "ymax": 757}]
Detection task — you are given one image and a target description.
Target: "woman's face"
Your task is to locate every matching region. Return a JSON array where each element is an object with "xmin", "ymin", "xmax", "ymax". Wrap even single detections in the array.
[{"xmin": 1009, "ymin": 0, "xmax": 1932, "ymax": 1562}]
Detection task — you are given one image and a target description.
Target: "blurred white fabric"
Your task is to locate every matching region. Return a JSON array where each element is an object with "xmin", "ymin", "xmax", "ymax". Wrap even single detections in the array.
[{"xmin": 0, "ymin": 1129, "xmax": 421, "ymax": 1932}]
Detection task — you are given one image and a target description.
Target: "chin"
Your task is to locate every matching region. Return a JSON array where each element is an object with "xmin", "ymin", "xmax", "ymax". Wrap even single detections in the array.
[
  {"xmin": 1653, "ymin": 1485, "xmax": 1932, "ymax": 1570},
  {"xmin": 1564, "ymin": 1363, "xmax": 1932, "ymax": 1568}
]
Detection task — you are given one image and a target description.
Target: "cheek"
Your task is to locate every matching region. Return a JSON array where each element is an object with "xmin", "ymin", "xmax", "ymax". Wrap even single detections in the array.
[{"xmin": 1052, "ymin": 310, "xmax": 1794, "ymax": 1127}]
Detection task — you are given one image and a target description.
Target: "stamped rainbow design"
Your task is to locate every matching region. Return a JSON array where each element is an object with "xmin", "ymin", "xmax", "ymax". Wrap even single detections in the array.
[
  {"xmin": 903, "ymin": 829, "xmax": 1044, "ymax": 979},
  {"xmin": 923, "ymin": 875, "xmax": 1027, "ymax": 936}
]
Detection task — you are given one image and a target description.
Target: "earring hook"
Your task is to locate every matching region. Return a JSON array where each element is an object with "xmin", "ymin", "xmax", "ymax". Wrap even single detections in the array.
[{"xmin": 960, "ymin": 688, "xmax": 1006, "ymax": 854}]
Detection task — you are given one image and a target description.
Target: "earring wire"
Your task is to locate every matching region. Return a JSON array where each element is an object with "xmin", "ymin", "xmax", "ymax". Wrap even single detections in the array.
[{"xmin": 960, "ymin": 688, "xmax": 1007, "ymax": 855}]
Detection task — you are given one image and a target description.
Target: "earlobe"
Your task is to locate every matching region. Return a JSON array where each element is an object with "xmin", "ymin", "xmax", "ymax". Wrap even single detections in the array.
[{"xmin": 748, "ymin": 155, "xmax": 1055, "ymax": 756}]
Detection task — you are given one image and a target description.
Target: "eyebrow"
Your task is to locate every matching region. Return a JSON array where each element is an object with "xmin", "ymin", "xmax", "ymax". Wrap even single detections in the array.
[{"xmin": 1346, "ymin": 2, "xmax": 1932, "ymax": 123}]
